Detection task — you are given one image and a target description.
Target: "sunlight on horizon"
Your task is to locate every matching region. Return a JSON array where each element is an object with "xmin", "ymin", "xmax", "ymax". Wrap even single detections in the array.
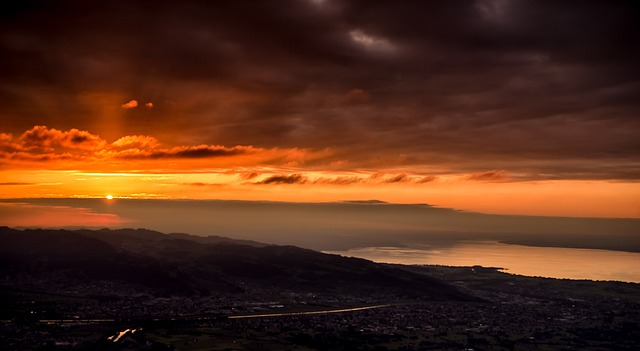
[{"xmin": 0, "ymin": 169, "xmax": 638, "ymax": 218}]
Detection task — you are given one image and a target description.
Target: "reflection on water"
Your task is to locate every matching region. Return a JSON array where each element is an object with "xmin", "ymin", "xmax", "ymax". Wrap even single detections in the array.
[{"xmin": 327, "ymin": 241, "xmax": 640, "ymax": 283}]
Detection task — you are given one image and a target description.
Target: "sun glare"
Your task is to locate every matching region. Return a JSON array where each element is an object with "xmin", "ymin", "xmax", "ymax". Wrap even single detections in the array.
[{"xmin": 106, "ymin": 195, "xmax": 114, "ymax": 200}]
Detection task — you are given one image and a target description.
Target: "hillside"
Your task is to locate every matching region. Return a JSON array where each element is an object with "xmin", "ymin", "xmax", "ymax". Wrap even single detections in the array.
[{"xmin": 0, "ymin": 227, "xmax": 469, "ymax": 300}]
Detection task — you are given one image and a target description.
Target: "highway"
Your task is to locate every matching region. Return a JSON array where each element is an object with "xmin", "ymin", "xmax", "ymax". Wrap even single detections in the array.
[{"xmin": 228, "ymin": 304, "xmax": 392, "ymax": 319}]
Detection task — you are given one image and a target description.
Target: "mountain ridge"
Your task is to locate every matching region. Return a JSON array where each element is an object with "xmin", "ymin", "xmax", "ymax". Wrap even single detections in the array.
[{"xmin": 0, "ymin": 227, "xmax": 473, "ymax": 301}]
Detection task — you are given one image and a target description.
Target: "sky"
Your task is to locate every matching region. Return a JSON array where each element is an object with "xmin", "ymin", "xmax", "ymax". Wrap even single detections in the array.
[{"xmin": 1, "ymin": 0, "xmax": 639, "ymax": 218}]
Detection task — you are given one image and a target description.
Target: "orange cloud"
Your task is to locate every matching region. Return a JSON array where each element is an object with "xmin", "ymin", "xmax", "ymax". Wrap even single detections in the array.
[
  {"xmin": 383, "ymin": 174, "xmax": 409, "ymax": 183},
  {"xmin": 0, "ymin": 133, "xmax": 12, "ymax": 144},
  {"xmin": 247, "ymin": 173, "xmax": 436, "ymax": 186},
  {"xmin": 312, "ymin": 175, "xmax": 364, "ymax": 185},
  {"xmin": 111, "ymin": 135, "xmax": 160, "ymax": 150},
  {"xmin": 0, "ymin": 126, "xmax": 334, "ymax": 172},
  {"xmin": 121, "ymin": 99, "xmax": 138, "ymax": 109},
  {"xmin": 0, "ymin": 127, "xmax": 107, "ymax": 164},
  {"xmin": 107, "ymin": 144, "xmax": 252, "ymax": 160},
  {"xmin": 19, "ymin": 125, "xmax": 105, "ymax": 151},
  {"xmin": 107, "ymin": 135, "xmax": 255, "ymax": 160},
  {"xmin": 239, "ymin": 172, "xmax": 260, "ymax": 180}
]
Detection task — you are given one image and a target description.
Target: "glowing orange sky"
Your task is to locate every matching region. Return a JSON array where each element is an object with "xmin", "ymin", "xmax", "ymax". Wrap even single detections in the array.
[
  {"xmin": 1, "ymin": 2, "xmax": 639, "ymax": 219},
  {"xmin": 1, "ymin": 125, "xmax": 638, "ymax": 218}
]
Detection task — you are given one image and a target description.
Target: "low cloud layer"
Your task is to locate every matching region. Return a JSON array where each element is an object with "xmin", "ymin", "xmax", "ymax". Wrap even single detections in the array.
[
  {"xmin": 0, "ymin": 126, "xmax": 320, "ymax": 168},
  {"xmin": 251, "ymin": 173, "xmax": 440, "ymax": 186},
  {"xmin": 1, "ymin": 124, "xmax": 637, "ymax": 184}
]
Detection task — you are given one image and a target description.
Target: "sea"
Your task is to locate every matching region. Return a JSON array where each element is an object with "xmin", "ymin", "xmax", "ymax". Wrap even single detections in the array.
[{"xmin": 327, "ymin": 241, "xmax": 640, "ymax": 283}]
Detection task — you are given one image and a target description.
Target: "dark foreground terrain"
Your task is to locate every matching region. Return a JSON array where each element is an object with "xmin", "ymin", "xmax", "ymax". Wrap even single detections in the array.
[{"xmin": 1, "ymin": 227, "xmax": 639, "ymax": 350}]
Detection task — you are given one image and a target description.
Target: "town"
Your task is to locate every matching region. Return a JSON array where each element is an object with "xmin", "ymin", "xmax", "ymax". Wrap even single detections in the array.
[{"xmin": 2, "ymin": 265, "xmax": 638, "ymax": 350}]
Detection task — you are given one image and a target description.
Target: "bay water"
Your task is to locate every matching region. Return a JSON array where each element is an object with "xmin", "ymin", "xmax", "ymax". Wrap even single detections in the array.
[{"xmin": 327, "ymin": 241, "xmax": 640, "ymax": 283}]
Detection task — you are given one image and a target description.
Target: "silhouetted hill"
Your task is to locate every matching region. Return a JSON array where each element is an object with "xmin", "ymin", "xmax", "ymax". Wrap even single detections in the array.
[
  {"xmin": 0, "ymin": 227, "xmax": 471, "ymax": 300},
  {"xmin": 0, "ymin": 227, "xmax": 238, "ymax": 295}
]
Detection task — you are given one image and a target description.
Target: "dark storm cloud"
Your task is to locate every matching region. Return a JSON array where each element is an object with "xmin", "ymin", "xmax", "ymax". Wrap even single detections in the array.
[{"xmin": 1, "ymin": 0, "xmax": 638, "ymax": 180}]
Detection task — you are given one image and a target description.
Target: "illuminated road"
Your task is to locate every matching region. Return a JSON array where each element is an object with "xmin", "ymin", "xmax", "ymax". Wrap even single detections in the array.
[
  {"xmin": 228, "ymin": 304, "xmax": 392, "ymax": 319},
  {"xmin": 30, "ymin": 304, "xmax": 393, "ymax": 324}
]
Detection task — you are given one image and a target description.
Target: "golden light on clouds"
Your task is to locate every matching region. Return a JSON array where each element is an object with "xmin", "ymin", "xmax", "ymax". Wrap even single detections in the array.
[
  {"xmin": 1, "ymin": 1, "xmax": 637, "ymax": 224},
  {"xmin": 0, "ymin": 169, "xmax": 638, "ymax": 218},
  {"xmin": 0, "ymin": 125, "xmax": 638, "ymax": 218}
]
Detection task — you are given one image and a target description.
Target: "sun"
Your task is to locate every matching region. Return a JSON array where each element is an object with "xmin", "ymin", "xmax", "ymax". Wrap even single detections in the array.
[{"xmin": 105, "ymin": 195, "xmax": 114, "ymax": 200}]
